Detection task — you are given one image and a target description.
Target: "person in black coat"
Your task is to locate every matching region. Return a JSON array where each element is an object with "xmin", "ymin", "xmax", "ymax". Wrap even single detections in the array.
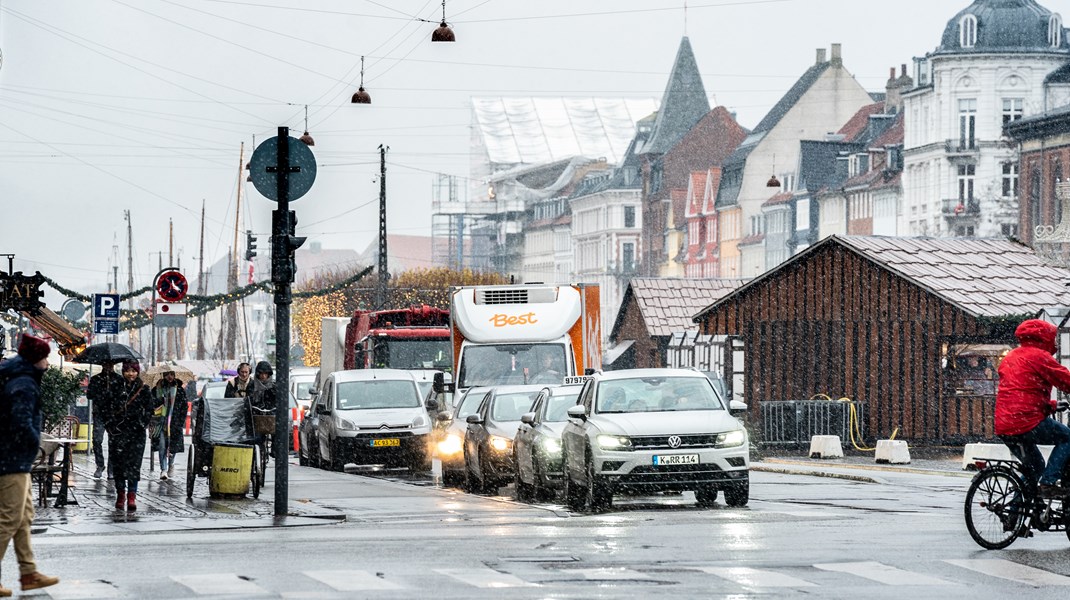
[
  {"xmin": 0, "ymin": 335, "xmax": 59, "ymax": 594},
  {"xmin": 101, "ymin": 361, "xmax": 153, "ymax": 512},
  {"xmin": 85, "ymin": 360, "xmax": 123, "ymax": 479},
  {"xmin": 150, "ymin": 370, "xmax": 188, "ymax": 482},
  {"xmin": 224, "ymin": 362, "xmax": 253, "ymax": 399}
]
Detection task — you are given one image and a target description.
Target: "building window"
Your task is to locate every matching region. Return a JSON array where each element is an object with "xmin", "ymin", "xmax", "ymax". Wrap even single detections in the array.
[
  {"xmin": 1002, "ymin": 162, "xmax": 1019, "ymax": 198},
  {"xmin": 622, "ymin": 242, "xmax": 635, "ymax": 273},
  {"xmin": 1002, "ymin": 98, "xmax": 1024, "ymax": 126},
  {"xmin": 955, "ymin": 225, "xmax": 975, "ymax": 237},
  {"xmin": 1031, "ymin": 166, "xmax": 1042, "ymax": 230},
  {"xmin": 1001, "ymin": 223, "xmax": 1019, "ymax": 238},
  {"xmin": 958, "ymin": 164, "xmax": 975, "ymax": 201},
  {"xmin": 624, "ymin": 206, "xmax": 635, "ymax": 228},
  {"xmin": 1051, "ymin": 14, "xmax": 1063, "ymax": 47},
  {"xmin": 959, "ymin": 99, "xmax": 977, "ymax": 149},
  {"xmin": 781, "ymin": 173, "xmax": 796, "ymax": 192},
  {"xmin": 961, "ymin": 15, "xmax": 977, "ymax": 48}
]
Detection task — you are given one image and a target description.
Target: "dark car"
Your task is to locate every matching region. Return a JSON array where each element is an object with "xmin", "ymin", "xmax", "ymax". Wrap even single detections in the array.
[
  {"xmin": 462, "ymin": 385, "xmax": 542, "ymax": 495},
  {"xmin": 298, "ymin": 390, "xmax": 323, "ymax": 467},
  {"xmin": 513, "ymin": 384, "xmax": 581, "ymax": 501},
  {"xmin": 435, "ymin": 386, "xmax": 489, "ymax": 487}
]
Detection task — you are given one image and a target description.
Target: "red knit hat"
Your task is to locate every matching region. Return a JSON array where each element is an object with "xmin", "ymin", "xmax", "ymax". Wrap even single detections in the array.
[{"xmin": 17, "ymin": 335, "xmax": 51, "ymax": 364}]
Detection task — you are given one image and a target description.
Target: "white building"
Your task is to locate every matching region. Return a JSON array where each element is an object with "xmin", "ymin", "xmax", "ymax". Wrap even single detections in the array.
[{"xmin": 901, "ymin": 0, "xmax": 1070, "ymax": 239}]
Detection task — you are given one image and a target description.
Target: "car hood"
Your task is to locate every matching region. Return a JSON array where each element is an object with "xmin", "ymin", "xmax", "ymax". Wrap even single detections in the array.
[
  {"xmin": 590, "ymin": 411, "xmax": 741, "ymax": 436},
  {"xmin": 337, "ymin": 407, "xmax": 424, "ymax": 427},
  {"xmin": 487, "ymin": 421, "xmax": 522, "ymax": 439}
]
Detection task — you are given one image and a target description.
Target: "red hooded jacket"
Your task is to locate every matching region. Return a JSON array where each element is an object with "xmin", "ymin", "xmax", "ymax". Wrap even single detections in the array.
[{"xmin": 995, "ymin": 319, "xmax": 1070, "ymax": 436}]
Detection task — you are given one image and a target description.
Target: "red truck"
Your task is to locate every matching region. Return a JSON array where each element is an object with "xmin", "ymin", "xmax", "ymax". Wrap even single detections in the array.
[{"xmin": 342, "ymin": 305, "xmax": 452, "ymax": 371}]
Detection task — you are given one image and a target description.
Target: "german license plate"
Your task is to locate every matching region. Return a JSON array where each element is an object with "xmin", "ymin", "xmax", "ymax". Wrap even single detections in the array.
[
  {"xmin": 370, "ymin": 438, "xmax": 400, "ymax": 447},
  {"xmin": 653, "ymin": 454, "xmax": 698, "ymax": 466}
]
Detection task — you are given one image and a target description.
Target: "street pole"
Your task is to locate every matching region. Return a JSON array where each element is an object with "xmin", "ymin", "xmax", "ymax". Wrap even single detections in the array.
[
  {"xmin": 377, "ymin": 144, "xmax": 388, "ymax": 310},
  {"xmin": 270, "ymin": 127, "xmax": 294, "ymax": 517}
]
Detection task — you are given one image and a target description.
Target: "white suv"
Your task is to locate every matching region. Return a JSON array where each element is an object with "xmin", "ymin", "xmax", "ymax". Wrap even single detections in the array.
[{"xmin": 561, "ymin": 368, "xmax": 749, "ymax": 512}]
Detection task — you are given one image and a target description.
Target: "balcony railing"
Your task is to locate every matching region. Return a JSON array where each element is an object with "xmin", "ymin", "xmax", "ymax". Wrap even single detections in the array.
[
  {"xmin": 941, "ymin": 198, "xmax": 980, "ymax": 217},
  {"xmin": 944, "ymin": 139, "xmax": 979, "ymax": 155}
]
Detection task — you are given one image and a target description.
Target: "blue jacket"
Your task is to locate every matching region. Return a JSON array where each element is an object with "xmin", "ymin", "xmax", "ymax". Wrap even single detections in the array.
[{"xmin": 0, "ymin": 356, "xmax": 44, "ymax": 475}]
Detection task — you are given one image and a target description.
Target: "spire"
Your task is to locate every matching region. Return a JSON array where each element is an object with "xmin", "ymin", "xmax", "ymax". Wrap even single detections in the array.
[{"xmin": 641, "ymin": 36, "xmax": 710, "ymax": 155}]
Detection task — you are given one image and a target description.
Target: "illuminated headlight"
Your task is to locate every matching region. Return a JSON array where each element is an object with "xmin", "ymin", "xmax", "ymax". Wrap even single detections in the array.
[
  {"xmin": 437, "ymin": 433, "xmax": 463, "ymax": 456},
  {"xmin": 715, "ymin": 429, "xmax": 746, "ymax": 448},
  {"xmin": 539, "ymin": 437, "xmax": 562, "ymax": 454},
  {"xmin": 596, "ymin": 434, "xmax": 632, "ymax": 450},
  {"xmin": 412, "ymin": 415, "xmax": 427, "ymax": 428},
  {"xmin": 337, "ymin": 418, "xmax": 357, "ymax": 431},
  {"xmin": 489, "ymin": 436, "xmax": 512, "ymax": 452}
]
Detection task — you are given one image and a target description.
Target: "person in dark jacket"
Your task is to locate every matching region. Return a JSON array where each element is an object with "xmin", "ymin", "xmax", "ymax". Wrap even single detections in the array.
[
  {"xmin": 102, "ymin": 361, "xmax": 153, "ymax": 511},
  {"xmin": 150, "ymin": 369, "xmax": 188, "ymax": 482},
  {"xmin": 224, "ymin": 362, "xmax": 253, "ymax": 399},
  {"xmin": 0, "ymin": 335, "xmax": 60, "ymax": 595},
  {"xmin": 85, "ymin": 360, "xmax": 123, "ymax": 479},
  {"xmin": 996, "ymin": 319, "xmax": 1070, "ymax": 497}
]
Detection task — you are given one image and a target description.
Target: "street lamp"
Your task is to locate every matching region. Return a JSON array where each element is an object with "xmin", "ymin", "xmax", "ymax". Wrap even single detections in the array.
[
  {"xmin": 351, "ymin": 56, "xmax": 372, "ymax": 104},
  {"xmin": 431, "ymin": 1, "xmax": 456, "ymax": 42},
  {"xmin": 298, "ymin": 105, "xmax": 314, "ymax": 146}
]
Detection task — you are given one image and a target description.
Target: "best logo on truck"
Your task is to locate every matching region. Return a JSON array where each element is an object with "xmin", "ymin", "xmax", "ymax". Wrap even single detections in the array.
[{"xmin": 489, "ymin": 312, "xmax": 538, "ymax": 327}]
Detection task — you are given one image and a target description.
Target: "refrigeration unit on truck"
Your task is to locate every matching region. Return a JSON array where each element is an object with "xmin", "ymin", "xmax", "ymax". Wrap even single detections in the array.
[{"xmin": 448, "ymin": 284, "xmax": 601, "ymax": 391}]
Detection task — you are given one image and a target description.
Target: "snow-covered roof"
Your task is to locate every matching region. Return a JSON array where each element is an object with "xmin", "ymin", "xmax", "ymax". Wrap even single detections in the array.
[{"xmin": 471, "ymin": 97, "xmax": 658, "ymax": 167}]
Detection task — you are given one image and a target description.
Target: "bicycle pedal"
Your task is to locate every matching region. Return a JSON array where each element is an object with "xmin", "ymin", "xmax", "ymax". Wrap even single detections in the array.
[{"xmin": 1019, "ymin": 527, "xmax": 1034, "ymax": 538}]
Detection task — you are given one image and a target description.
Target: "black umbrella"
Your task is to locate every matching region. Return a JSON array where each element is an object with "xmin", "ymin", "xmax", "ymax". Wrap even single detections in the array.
[{"xmin": 71, "ymin": 342, "xmax": 145, "ymax": 365}]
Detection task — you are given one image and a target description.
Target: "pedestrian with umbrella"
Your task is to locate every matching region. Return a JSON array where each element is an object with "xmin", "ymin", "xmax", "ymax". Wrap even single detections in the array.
[
  {"xmin": 100, "ymin": 361, "xmax": 153, "ymax": 511},
  {"xmin": 85, "ymin": 361, "xmax": 123, "ymax": 479}
]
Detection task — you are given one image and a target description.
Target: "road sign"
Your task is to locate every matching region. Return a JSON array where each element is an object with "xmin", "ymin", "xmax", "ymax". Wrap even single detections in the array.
[
  {"xmin": 93, "ymin": 319, "xmax": 119, "ymax": 335},
  {"xmin": 93, "ymin": 294, "xmax": 120, "ymax": 319},
  {"xmin": 154, "ymin": 301, "xmax": 188, "ymax": 328},
  {"xmin": 156, "ymin": 270, "xmax": 188, "ymax": 302},
  {"xmin": 62, "ymin": 298, "xmax": 87, "ymax": 321},
  {"xmin": 249, "ymin": 135, "xmax": 317, "ymax": 202}
]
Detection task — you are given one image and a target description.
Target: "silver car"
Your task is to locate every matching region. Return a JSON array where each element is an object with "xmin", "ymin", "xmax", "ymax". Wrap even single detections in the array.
[
  {"xmin": 561, "ymin": 369, "xmax": 749, "ymax": 512},
  {"xmin": 513, "ymin": 384, "xmax": 582, "ymax": 501},
  {"xmin": 435, "ymin": 386, "xmax": 489, "ymax": 487}
]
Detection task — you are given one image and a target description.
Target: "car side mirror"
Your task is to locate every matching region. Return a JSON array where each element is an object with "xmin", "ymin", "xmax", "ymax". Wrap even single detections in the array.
[
  {"xmin": 465, "ymin": 414, "xmax": 483, "ymax": 425},
  {"xmin": 729, "ymin": 400, "xmax": 748, "ymax": 415},
  {"xmin": 520, "ymin": 412, "xmax": 535, "ymax": 425},
  {"xmin": 567, "ymin": 405, "xmax": 587, "ymax": 422},
  {"xmin": 432, "ymin": 372, "xmax": 455, "ymax": 394},
  {"xmin": 309, "ymin": 388, "xmax": 318, "ymax": 397}
]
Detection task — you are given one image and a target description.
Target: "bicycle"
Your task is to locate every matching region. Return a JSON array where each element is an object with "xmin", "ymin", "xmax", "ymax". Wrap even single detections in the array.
[
  {"xmin": 250, "ymin": 405, "xmax": 275, "ymax": 488},
  {"xmin": 964, "ymin": 456, "xmax": 1070, "ymax": 549}
]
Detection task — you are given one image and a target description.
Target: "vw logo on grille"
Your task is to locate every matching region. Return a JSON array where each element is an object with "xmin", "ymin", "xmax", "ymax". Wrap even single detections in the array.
[{"xmin": 667, "ymin": 435, "xmax": 683, "ymax": 448}]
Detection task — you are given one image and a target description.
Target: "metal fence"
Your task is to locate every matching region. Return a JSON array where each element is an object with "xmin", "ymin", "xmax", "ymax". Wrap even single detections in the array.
[{"xmin": 760, "ymin": 400, "xmax": 864, "ymax": 445}]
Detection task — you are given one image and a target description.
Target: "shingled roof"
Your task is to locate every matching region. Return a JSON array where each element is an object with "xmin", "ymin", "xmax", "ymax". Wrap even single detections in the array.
[
  {"xmin": 694, "ymin": 235, "xmax": 1070, "ymax": 321},
  {"xmin": 614, "ymin": 278, "xmax": 746, "ymax": 339}
]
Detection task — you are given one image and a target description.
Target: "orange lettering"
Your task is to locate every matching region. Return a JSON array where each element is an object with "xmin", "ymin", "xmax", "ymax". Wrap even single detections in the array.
[{"xmin": 489, "ymin": 312, "xmax": 539, "ymax": 327}]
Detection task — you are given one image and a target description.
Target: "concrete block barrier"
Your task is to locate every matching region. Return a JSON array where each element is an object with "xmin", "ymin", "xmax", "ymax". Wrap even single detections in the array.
[
  {"xmin": 961, "ymin": 442, "xmax": 1053, "ymax": 470},
  {"xmin": 875, "ymin": 439, "xmax": 910, "ymax": 464},
  {"xmin": 809, "ymin": 435, "xmax": 844, "ymax": 459}
]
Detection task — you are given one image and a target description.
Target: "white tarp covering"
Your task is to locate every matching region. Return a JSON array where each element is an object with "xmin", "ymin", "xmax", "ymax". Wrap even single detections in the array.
[{"xmin": 472, "ymin": 97, "xmax": 659, "ymax": 166}]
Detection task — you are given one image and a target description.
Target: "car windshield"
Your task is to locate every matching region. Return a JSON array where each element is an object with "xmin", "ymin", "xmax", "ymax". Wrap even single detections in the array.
[
  {"xmin": 455, "ymin": 389, "xmax": 485, "ymax": 420},
  {"xmin": 294, "ymin": 381, "xmax": 313, "ymax": 400},
  {"xmin": 416, "ymin": 380, "xmax": 433, "ymax": 399},
  {"xmin": 491, "ymin": 391, "xmax": 539, "ymax": 422},
  {"xmin": 458, "ymin": 344, "xmax": 567, "ymax": 388},
  {"xmin": 596, "ymin": 377, "xmax": 723, "ymax": 413},
  {"xmin": 335, "ymin": 380, "xmax": 419, "ymax": 410},
  {"xmin": 543, "ymin": 392, "xmax": 580, "ymax": 422}
]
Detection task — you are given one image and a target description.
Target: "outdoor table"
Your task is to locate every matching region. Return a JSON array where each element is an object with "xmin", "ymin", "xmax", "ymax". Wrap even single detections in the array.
[{"xmin": 48, "ymin": 438, "xmax": 87, "ymax": 508}]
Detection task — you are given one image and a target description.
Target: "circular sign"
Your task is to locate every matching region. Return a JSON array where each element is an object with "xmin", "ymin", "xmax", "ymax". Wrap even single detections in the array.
[
  {"xmin": 248, "ymin": 135, "xmax": 317, "ymax": 202},
  {"xmin": 156, "ymin": 271, "xmax": 188, "ymax": 302},
  {"xmin": 61, "ymin": 299, "xmax": 86, "ymax": 321}
]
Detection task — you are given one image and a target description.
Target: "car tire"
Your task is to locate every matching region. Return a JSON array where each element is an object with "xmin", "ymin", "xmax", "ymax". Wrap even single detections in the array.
[
  {"xmin": 478, "ymin": 454, "xmax": 499, "ymax": 495},
  {"xmin": 298, "ymin": 443, "xmax": 308, "ymax": 466},
  {"xmin": 695, "ymin": 487, "xmax": 718, "ymax": 507},
  {"xmin": 563, "ymin": 447, "xmax": 588, "ymax": 512},
  {"xmin": 514, "ymin": 462, "xmax": 534, "ymax": 502},
  {"xmin": 585, "ymin": 451, "xmax": 612, "ymax": 512},
  {"xmin": 724, "ymin": 481, "xmax": 749, "ymax": 507},
  {"xmin": 531, "ymin": 460, "xmax": 554, "ymax": 502},
  {"xmin": 329, "ymin": 439, "xmax": 346, "ymax": 472},
  {"xmin": 462, "ymin": 448, "xmax": 476, "ymax": 493},
  {"xmin": 442, "ymin": 467, "xmax": 463, "ymax": 488},
  {"xmin": 407, "ymin": 451, "xmax": 431, "ymax": 474}
]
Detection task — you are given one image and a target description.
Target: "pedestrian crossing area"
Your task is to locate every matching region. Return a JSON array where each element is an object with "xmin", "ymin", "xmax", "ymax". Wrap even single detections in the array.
[{"xmin": 38, "ymin": 558, "xmax": 1070, "ymax": 598}]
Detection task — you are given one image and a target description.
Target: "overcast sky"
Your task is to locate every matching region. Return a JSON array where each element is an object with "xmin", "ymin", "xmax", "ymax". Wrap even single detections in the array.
[{"xmin": 0, "ymin": 0, "xmax": 989, "ymax": 301}]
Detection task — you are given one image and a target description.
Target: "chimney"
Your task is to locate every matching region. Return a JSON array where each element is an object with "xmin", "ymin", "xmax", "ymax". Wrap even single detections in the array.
[
  {"xmin": 830, "ymin": 43, "xmax": 842, "ymax": 67},
  {"xmin": 889, "ymin": 67, "xmax": 897, "ymax": 82},
  {"xmin": 816, "ymin": 48, "xmax": 827, "ymax": 64},
  {"xmin": 901, "ymin": 64, "xmax": 907, "ymax": 77}
]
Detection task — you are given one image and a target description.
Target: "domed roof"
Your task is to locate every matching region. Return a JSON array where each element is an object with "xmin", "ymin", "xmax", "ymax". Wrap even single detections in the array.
[{"xmin": 935, "ymin": 0, "xmax": 1069, "ymax": 56}]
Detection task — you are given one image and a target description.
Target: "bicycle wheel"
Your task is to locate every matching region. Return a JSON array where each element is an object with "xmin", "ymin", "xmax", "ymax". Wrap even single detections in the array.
[{"xmin": 964, "ymin": 468, "xmax": 1027, "ymax": 550}]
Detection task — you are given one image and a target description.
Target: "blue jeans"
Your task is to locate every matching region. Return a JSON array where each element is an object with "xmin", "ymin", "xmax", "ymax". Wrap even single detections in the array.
[
  {"xmin": 1002, "ymin": 417, "xmax": 1070, "ymax": 486},
  {"xmin": 156, "ymin": 432, "xmax": 169, "ymax": 472}
]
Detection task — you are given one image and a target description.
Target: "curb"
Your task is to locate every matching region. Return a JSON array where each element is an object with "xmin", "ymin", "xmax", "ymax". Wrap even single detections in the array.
[
  {"xmin": 757, "ymin": 458, "xmax": 973, "ymax": 479},
  {"xmin": 751, "ymin": 464, "xmax": 885, "ymax": 484}
]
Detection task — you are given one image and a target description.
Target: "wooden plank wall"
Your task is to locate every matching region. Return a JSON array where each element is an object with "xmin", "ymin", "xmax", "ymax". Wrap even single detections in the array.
[{"xmin": 698, "ymin": 242, "xmax": 998, "ymax": 443}]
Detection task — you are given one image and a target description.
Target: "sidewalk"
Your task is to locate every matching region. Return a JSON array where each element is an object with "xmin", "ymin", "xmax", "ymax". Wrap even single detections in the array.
[{"xmin": 752, "ymin": 447, "xmax": 972, "ymax": 483}]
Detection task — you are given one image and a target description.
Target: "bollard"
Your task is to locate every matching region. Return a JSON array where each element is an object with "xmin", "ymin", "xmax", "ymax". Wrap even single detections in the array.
[
  {"xmin": 808, "ymin": 435, "xmax": 844, "ymax": 459},
  {"xmin": 875, "ymin": 440, "xmax": 910, "ymax": 464}
]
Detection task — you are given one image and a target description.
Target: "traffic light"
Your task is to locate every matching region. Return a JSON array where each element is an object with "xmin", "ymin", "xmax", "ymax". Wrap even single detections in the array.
[
  {"xmin": 245, "ymin": 230, "xmax": 257, "ymax": 261},
  {"xmin": 270, "ymin": 210, "xmax": 306, "ymax": 284}
]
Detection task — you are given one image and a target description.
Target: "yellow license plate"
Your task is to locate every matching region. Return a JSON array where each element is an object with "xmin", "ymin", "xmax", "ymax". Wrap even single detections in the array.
[{"xmin": 370, "ymin": 438, "xmax": 400, "ymax": 447}]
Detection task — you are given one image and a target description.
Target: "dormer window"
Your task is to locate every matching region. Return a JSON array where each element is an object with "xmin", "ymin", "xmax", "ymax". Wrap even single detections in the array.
[
  {"xmin": 960, "ymin": 15, "xmax": 977, "ymax": 48},
  {"xmin": 1050, "ymin": 14, "xmax": 1063, "ymax": 48}
]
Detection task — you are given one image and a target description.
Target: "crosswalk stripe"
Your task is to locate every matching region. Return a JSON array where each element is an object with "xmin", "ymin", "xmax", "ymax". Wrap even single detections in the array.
[
  {"xmin": 42, "ymin": 580, "xmax": 119, "ymax": 599},
  {"xmin": 435, "ymin": 568, "xmax": 538, "ymax": 588},
  {"xmin": 944, "ymin": 559, "xmax": 1070, "ymax": 587},
  {"xmin": 573, "ymin": 568, "xmax": 651, "ymax": 580},
  {"xmin": 814, "ymin": 561, "xmax": 954, "ymax": 586},
  {"xmin": 304, "ymin": 570, "xmax": 405, "ymax": 591},
  {"xmin": 698, "ymin": 566, "xmax": 816, "ymax": 587},
  {"xmin": 171, "ymin": 573, "xmax": 268, "ymax": 595}
]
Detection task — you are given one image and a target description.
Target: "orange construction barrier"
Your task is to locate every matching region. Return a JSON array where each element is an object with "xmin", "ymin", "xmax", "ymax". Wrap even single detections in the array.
[{"xmin": 291, "ymin": 407, "xmax": 302, "ymax": 453}]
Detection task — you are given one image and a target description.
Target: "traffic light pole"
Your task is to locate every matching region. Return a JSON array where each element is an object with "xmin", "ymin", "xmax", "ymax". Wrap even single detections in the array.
[{"xmin": 270, "ymin": 127, "xmax": 293, "ymax": 517}]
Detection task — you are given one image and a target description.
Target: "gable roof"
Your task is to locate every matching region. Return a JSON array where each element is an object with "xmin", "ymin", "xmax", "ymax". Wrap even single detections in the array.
[
  {"xmin": 751, "ymin": 61, "xmax": 831, "ymax": 134},
  {"xmin": 703, "ymin": 167, "xmax": 722, "ymax": 214},
  {"xmin": 613, "ymin": 277, "xmax": 746, "ymax": 340},
  {"xmin": 694, "ymin": 235, "xmax": 1070, "ymax": 322},
  {"xmin": 639, "ymin": 37, "xmax": 711, "ymax": 155},
  {"xmin": 685, "ymin": 170, "xmax": 709, "ymax": 219}
]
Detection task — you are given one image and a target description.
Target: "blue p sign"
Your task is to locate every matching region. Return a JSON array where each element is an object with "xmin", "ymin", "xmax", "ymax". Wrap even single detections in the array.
[{"xmin": 93, "ymin": 294, "xmax": 120, "ymax": 320}]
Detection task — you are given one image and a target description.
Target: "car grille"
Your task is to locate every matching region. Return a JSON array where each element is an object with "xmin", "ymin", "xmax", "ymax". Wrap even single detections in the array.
[
  {"xmin": 629, "ymin": 434, "xmax": 719, "ymax": 450},
  {"xmin": 356, "ymin": 424, "xmax": 412, "ymax": 431},
  {"xmin": 618, "ymin": 463, "xmax": 729, "ymax": 485},
  {"xmin": 353, "ymin": 432, "xmax": 416, "ymax": 440}
]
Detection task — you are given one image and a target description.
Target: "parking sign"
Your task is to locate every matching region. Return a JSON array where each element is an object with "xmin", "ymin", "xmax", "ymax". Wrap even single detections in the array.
[{"xmin": 93, "ymin": 294, "xmax": 120, "ymax": 320}]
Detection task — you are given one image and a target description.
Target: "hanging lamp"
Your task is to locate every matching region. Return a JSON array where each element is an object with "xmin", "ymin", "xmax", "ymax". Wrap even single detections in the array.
[
  {"xmin": 298, "ymin": 105, "xmax": 315, "ymax": 146},
  {"xmin": 352, "ymin": 56, "xmax": 372, "ymax": 104},
  {"xmin": 431, "ymin": 1, "xmax": 456, "ymax": 42}
]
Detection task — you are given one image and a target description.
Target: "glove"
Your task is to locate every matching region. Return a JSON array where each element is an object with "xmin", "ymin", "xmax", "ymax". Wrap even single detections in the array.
[{"xmin": 1057, "ymin": 400, "xmax": 1070, "ymax": 412}]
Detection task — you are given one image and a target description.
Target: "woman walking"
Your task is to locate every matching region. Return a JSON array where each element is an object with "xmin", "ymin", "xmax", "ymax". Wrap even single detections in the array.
[
  {"xmin": 150, "ymin": 369, "xmax": 187, "ymax": 481},
  {"xmin": 102, "ymin": 361, "xmax": 153, "ymax": 511}
]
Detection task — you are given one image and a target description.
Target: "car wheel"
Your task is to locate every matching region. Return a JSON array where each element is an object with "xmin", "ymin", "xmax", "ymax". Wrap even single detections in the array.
[
  {"xmin": 462, "ymin": 448, "xmax": 476, "ymax": 493},
  {"xmin": 585, "ymin": 450, "xmax": 612, "ymax": 512},
  {"xmin": 407, "ymin": 450, "xmax": 431, "ymax": 474},
  {"xmin": 695, "ymin": 487, "xmax": 718, "ymax": 507},
  {"xmin": 478, "ymin": 454, "xmax": 499, "ymax": 495},
  {"xmin": 531, "ymin": 459, "xmax": 553, "ymax": 502},
  {"xmin": 563, "ymin": 447, "xmax": 588, "ymax": 512},
  {"xmin": 298, "ymin": 443, "xmax": 308, "ymax": 466},
  {"xmin": 724, "ymin": 481, "xmax": 749, "ymax": 507},
  {"xmin": 442, "ymin": 467, "xmax": 463, "ymax": 488},
  {"xmin": 514, "ymin": 457, "xmax": 534, "ymax": 502},
  {"xmin": 329, "ymin": 439, "xmax": 346, "ymax": 472}
]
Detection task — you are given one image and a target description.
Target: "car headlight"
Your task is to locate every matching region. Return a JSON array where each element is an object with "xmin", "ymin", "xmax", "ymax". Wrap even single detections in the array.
[
  {"xmin": 715, "ymin": 429, "xmax": 746, "ymax": 448},
  {"xmin": 596, "ymin": 434, "xmax": 632, "ymax": 450},
  {"xmin": 412, "ymin": 415, "xmax": 427, "ymax": 428},
  {"xmin": 539, "ymin": 436, "xmax": 562, "ymax": 454},
  {"xmin": 489, "ymin": 436, "xmax": 511, "ymax": 452},
  {"xmin": 337, "ymin": 418, "xmax": 357, "ymax": 431},
  {"xmin": 437, "ymin": 433, "xmax": 463, "ymax": 456}
]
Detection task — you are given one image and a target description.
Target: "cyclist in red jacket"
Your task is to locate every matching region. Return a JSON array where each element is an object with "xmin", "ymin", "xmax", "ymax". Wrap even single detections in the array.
[{"xmin": 996, "ymin": 319, "xmax": 1070, "ymax": 497}]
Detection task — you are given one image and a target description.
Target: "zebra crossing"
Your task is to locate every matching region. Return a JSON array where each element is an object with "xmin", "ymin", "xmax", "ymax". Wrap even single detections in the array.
[{"xmin": 38, "ymin": 558, "xmax": 1070, "ymax": 598}]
